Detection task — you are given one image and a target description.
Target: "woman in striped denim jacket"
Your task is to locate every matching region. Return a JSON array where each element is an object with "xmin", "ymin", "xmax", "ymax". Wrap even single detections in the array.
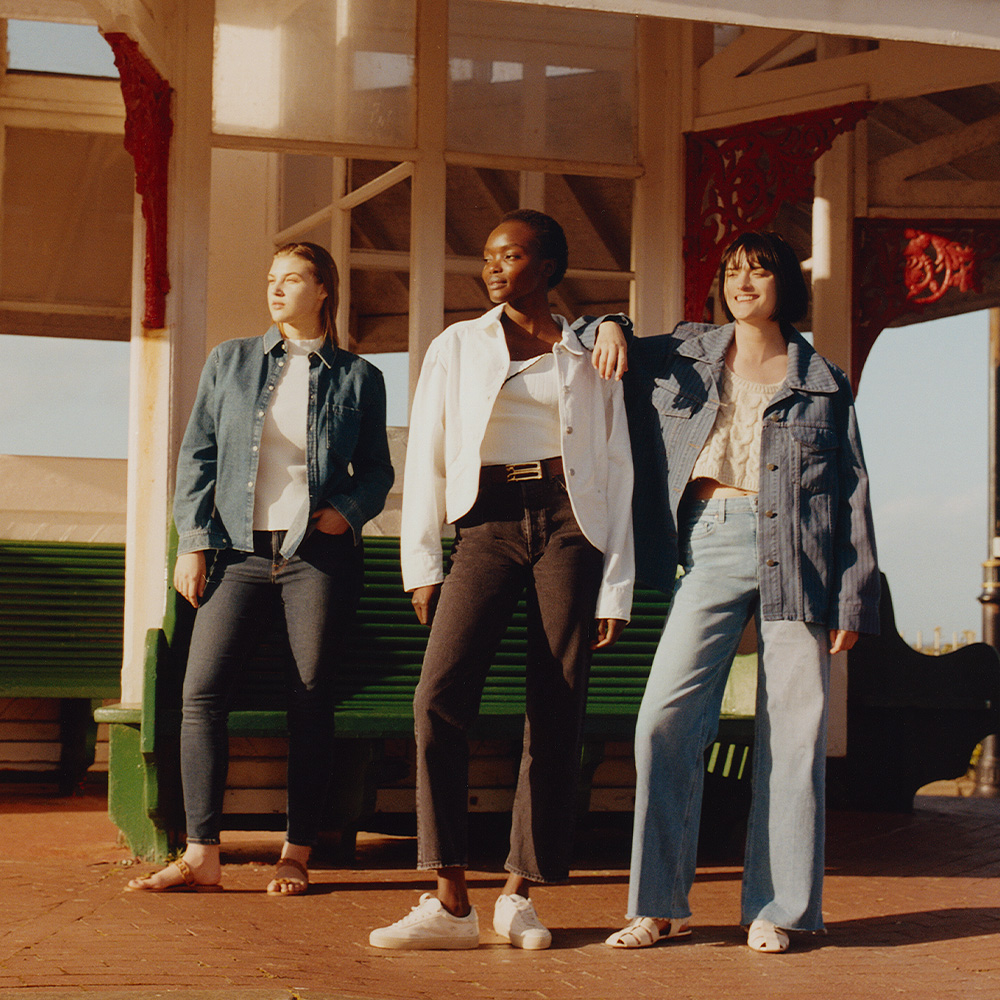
[{"xmin": 595, "ymin": 231, "xmax": 879, "ymax": 954}]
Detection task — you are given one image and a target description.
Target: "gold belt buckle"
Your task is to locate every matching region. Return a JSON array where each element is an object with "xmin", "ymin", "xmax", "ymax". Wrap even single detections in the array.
[{"xmin": 506, "ymin": 461, "xmax": 544, "ymax": 482}]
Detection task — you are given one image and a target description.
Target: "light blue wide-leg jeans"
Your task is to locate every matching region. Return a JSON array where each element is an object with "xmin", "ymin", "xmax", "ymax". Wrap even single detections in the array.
[{"xmin": 627, "ymin": 497, "xmax": 829, "ymax": 930}]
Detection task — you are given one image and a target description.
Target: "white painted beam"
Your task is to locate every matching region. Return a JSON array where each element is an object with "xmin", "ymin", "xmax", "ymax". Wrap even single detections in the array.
[{"xmin": 496, "ymin": 0, "xmax": 1000, "ymax": 52}]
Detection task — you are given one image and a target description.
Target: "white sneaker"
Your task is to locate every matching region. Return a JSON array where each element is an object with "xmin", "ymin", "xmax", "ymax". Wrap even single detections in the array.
[
  {"xmin": 493, "ymin": 893, "xmax": 552, "ymax": 950},
  {"xmin": 369, "ymin": 893, "xmax": 479, "ymax": 950}
]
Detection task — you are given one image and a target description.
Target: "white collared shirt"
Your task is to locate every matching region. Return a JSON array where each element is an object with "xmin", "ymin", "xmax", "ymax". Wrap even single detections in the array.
[{"xmin": 401, "ymin": 305, "xmax": 634, "ymax": 622}]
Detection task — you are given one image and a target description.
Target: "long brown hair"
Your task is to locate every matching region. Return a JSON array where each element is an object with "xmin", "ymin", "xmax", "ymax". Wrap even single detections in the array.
[{"xmin": 273, "ymin": 242, "xmax": 339, "ymax": 341}]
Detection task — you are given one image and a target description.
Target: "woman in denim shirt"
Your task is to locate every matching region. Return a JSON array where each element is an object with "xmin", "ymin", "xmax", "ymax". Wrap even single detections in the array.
[
  {"xmin": 595, "ymin": 232, "xmax": 878, "ymax": 953},
  {"xmin": 128, "ymin": 243, "xmax": 393, "ymax": 895}
]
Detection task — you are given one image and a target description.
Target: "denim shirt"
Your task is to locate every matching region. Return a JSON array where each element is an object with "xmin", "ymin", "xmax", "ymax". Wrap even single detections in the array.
[
  {"xmin": 619, "ymin": 321, "xmax": 880, "ymax": 634},
  {"xmin": 174, "ymin": 326, "xmax": 394, "ymax": 558}
]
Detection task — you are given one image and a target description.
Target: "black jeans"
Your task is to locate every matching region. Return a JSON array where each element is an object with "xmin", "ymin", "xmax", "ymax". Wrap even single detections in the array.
[
  {"xmin": 181, "ymin": 529, "xmax": 362, "ymax": 846},
  {"xmin": 413, "ymin": 477, "xmax": 604, "ymax": 882}
]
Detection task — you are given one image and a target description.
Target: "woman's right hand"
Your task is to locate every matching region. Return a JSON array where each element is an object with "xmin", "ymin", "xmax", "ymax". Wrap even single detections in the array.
[
  {"xmin": 592, "ymin": 320, "xmax": 629, "ymax": 380},
  {"xmin": 174, "ymin": 550, "xmax": 208, "ymax": 608},
  {"xmin": 411, "ymin": 583, "xmax": 441, "ymax": 626}
]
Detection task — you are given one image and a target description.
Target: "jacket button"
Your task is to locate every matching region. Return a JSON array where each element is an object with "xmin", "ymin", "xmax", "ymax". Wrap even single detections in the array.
[
  {"xmin": 765, "ymin": 558, "xmax": 777, "ymax": 567},
  {"xmin": 767, "ymin": 463, "xmax": 777, "ymax": 471},
  {"xmin": 765, "ymin": 510, "xmax": 776, "ymax": 518},
  {"xmin": 566, "ymin": 425, "xmax": 573, "ymax": 434}
]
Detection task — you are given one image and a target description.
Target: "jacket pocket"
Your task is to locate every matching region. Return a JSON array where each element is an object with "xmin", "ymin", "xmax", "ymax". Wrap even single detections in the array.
[
  {"xmin": 326, "ymin": 404, "xmax": 362, "ymax": 455},
  {"xmin": 789, "ymin": 423, "xmax": 838, "ymax": 494}
]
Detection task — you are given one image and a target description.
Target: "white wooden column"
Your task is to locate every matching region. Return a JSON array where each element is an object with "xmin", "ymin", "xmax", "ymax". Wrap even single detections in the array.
[
  {"xmin": 810, "ymin": 37, "xmax": 858, "ymax": 377},
  {"xmin": 408, "ymin": 0, "xmax": 448, "ymax": 405},
  {"xmin": 331, "ymin": 157, "xmax": 351, "ymax": 348},
  {"xmin": 811, "ymin": 134, "xmax": 856, "ymax": 377},
  {"xmin": 631, "ymin": 17, "xmax": 688, "ymax": 337},
  {"xmin": 120, "ymin": 0, "xmax": 214, "ymax": 704},
  {"xmin": 811, "ymin": 38, "xmax": 859, "ymax": 753}
]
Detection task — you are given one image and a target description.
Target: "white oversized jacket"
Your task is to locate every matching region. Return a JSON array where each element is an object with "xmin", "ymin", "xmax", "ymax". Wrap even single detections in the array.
[{"xmin": 401, "ymin": 304, "xmax": 635, "ymax": 622}]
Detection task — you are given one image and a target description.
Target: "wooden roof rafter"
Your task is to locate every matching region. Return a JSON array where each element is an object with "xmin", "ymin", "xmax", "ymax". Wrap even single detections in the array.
[
  {"xmin": 869, "ymin": 100, "xmax": 1000, "ymax": 215},
  {"xmin": 695, "ymin": 27, "xmax": 1000, "ymax": 129},
  {"xmin": 559, "ymin": 174, "xmax": 631, "ymax": 272}
]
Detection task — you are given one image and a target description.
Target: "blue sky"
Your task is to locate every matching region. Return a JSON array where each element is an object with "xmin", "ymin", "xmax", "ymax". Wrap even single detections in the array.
[{"xmin": 0, "ymin": 19, "xmax": 992, "ymax": 644}]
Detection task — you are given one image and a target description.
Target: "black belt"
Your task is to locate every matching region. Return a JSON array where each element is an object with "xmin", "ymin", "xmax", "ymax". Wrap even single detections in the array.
[{"xmin": 479, "ymin": 456, "xmax": 564, "ymax": 488}]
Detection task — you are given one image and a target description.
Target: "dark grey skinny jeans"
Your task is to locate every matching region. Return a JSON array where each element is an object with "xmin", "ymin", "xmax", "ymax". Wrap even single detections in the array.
[
  {"xmin": 413, "ymin": 476, "xmax": 604, "ymax": 883},
  {"xmin": 181, "ymin": 529, "xmax": 363, "ymax": 846}
]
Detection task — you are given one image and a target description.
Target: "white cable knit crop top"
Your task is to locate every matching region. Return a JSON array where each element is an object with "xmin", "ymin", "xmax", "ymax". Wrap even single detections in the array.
[{"xmin": 689, "ymin": 365, "xmax": 783, "ymax": 493}]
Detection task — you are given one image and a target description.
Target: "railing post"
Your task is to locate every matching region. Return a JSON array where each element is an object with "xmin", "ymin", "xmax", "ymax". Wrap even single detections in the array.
[{"xmin": 975, "ymin": 307, "xmax": 1000, "ymax": 797}]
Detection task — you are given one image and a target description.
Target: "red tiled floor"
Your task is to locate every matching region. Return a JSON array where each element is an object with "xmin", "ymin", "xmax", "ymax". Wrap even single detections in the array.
[{"xmin": 0, "ymin": 781, "xmax": 998, "ymax": 999}]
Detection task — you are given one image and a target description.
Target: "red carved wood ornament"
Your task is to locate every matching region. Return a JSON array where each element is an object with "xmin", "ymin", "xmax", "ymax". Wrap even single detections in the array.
[
  {"xmin": 104, "ymin": 33, "xmax": 173, "ymax": 329},
  {"xmin": 684, "ymin": 101, "xmax": 873, "ymax": 321},
  {"xmin": 852, "ymin": 220, "xmax": 1000, "ymax": 390}
]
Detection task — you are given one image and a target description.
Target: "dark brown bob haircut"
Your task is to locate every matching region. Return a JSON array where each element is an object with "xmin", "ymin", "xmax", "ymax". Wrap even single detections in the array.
[
  {"xmin": 718, "ymin": 230, "xmax": 809, "ymax": 326},
  {"xmin": 500, "ymin": 208, "xmax": 569, "ymax": 288}
]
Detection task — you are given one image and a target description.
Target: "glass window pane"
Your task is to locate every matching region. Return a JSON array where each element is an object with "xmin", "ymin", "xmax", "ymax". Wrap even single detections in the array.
[
  {"xmin": 214, "ymin": 0, "xmax": 416, "ymax": 147},
  {"xmin": 0, "ymin": 335, "xmax": 129, "ymax": 459},
  {"xmin": 448, "ymin": 0, "xmax": 636, "ymax": 164}
]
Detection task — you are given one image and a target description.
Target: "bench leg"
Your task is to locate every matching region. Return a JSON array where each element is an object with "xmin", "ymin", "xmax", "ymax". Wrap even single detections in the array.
[{"xmin": 58, "ymin": 699, "xmax": 97, "ymax": 795}]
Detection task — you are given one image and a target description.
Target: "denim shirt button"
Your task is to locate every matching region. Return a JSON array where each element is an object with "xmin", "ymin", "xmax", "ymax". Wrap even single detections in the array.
[
  {"xmin": 765, "ymin": 558, "xmax": 777, "ymax": 567},
  {"xmin": 765, "ymin": 509, "xmax": 777, "ymax": 518},
  {"xmin": 767, "ymin": 463, "xmax": 777, "ymax": 471}
]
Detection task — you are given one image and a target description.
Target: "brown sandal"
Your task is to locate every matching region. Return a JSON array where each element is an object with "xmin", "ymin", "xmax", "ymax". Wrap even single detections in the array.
[
  {"xmin": 266, "ymin": 856, "xmax": 309, "ymax": 895},
  {"xmin": 126, "ymin": 856, "xmax": 223, "ymax": 893}
]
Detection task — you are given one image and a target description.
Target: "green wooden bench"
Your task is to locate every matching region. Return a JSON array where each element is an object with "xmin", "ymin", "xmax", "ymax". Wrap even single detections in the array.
[
  {"xmin": 0, "ymin": 540, "xmax": 124, "ymax": 792},
  {"xmin": 97, "ymin": 535, "xmax": 754, "ymax": 860}
]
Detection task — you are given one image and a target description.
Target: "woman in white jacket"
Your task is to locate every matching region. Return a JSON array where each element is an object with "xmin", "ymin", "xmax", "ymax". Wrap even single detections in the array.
[{"xmin": 370, "ymin": 210, "xmax": 634, "ymax": 951}]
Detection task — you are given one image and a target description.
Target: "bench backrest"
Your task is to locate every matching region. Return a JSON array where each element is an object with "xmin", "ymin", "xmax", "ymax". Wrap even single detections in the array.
[
  {"xmin": 0, "ymin": 540, "xmax": 124, "ymax": 699},
  {"xmin": 154, "ymin": 535, "xmax": 668, "ymax": 739}
]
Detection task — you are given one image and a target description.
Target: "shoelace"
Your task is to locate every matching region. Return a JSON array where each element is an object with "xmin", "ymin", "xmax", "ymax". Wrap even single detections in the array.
[
  {"xmin": 508, "ymin": 898, "xmax": 544, "ymax": 927},
  {"xmin": 394, "ymin": 893, "xmax": 438, "ymax": 926}
]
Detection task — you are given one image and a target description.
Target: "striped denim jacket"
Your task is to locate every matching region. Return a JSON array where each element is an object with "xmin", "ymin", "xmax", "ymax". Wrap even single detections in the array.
[{"xmin": 623, "ymin": 321, "xmax": 880, "ymax": 634}]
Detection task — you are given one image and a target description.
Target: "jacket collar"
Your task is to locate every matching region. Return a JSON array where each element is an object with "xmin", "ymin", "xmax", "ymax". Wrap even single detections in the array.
[
  {"xmin": 482, "ymin": 304, "xmax": 584, "ymax": 356},
  {"xmin": 262, "ymin": 324, "xmax": 337, "ymax": 369},
  {"xmin": 676, "ymin": 322, "xmax": 839, "ymax": 394}
]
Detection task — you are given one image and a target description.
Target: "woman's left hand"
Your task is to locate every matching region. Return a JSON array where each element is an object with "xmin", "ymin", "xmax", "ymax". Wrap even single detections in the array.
[
  {"xmin": 592, "ymin": 618, "xmax": 626, "ymax": 649},
  {"xmin": 592, "ymin": 321, "xmax": 629, "ymax": 381},
  {"xmin": 311, "ymin": 507, "xmax": 351, "ymax": 535},
  {"xmin": 829, "ymin": 629, "xmax": 859, "ymax": 654}
]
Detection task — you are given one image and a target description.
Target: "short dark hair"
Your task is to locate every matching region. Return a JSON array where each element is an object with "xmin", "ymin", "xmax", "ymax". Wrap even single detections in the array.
[
  {"xmin": 718, "ymin": 231, "xmax": 809, "ymax": 325},
  {"xmin": 500, "ymin": 209, "xmax": 569, "ymax": 288}
]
